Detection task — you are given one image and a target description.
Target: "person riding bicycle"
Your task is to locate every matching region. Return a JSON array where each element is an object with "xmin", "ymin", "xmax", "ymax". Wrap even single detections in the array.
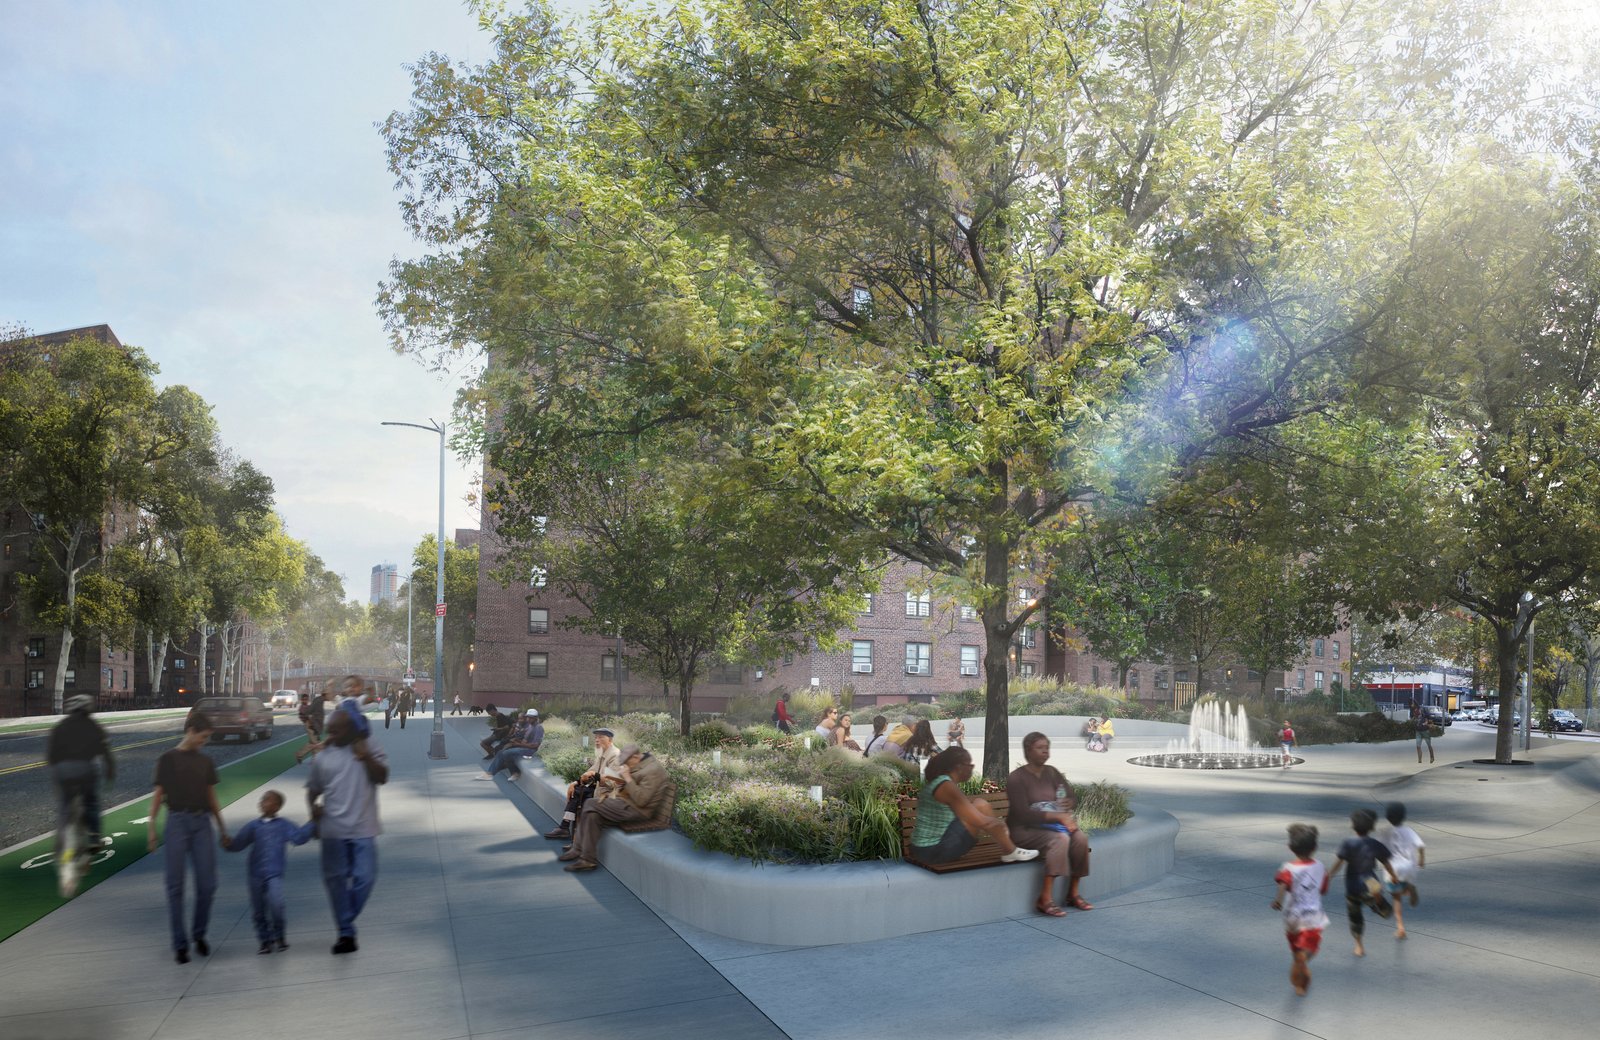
[{"xmin": 47, "ymin": 694, "xmax": 116, "ymax": 848}]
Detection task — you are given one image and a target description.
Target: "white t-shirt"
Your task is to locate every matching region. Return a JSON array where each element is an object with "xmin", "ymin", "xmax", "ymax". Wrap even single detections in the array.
[
  {"xmin": 1275, "ymin": 858, "xmax": 1329, "ymax": 932},
  {"xmin": 1376, "ymin": 822, "xmax": 1424, "ymax": 881}
]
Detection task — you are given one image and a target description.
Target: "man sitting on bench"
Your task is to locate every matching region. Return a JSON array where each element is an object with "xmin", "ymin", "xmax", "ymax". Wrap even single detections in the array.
[
  {"xmin": 475, "ymin": 710, "xmax": 543, "ymax": 781},
  {"xmin": 559, "ymin": 744, "xmax": 668, "ymax": 873}
]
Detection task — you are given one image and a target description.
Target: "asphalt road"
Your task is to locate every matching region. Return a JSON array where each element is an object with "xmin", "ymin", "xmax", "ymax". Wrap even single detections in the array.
[{"xmin": 0, "ymin": 711, "xmax": 309, "ymax": 850}]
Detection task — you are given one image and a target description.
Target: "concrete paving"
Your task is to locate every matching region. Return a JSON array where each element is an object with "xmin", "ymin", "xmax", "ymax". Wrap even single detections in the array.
[{"xmin": 0, "ymin": 716, "xmax": 1594, "ymax": 1040}]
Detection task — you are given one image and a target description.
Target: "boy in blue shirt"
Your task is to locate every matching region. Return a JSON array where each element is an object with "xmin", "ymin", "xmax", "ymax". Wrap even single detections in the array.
[
  {"xmin": 224, "ymin": 790, "xmax": 317, "ymax": 954},
  {"xmin": 1326, "ymin": 807, "xmax": 1400, "ymax": 957}
]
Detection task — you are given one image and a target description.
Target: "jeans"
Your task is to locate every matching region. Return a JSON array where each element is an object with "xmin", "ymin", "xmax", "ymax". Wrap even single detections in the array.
[
  {"xmin": 51, "ymin": 761, "xmax": 101, "ymax": 838},
  {"xmin": 321, "ymin": 837, "xmax": 377, "ymax": 938},
  {"xmin": 487, "ymin": 747, "xmax": 533, "ymax": 776},
  {"xmin": 164, "ymin": 812, "xmax": 217, "ymax": 951},
  {"xmin": 249, "ymin": 873, "xmax": 287, "ymax": 942}
]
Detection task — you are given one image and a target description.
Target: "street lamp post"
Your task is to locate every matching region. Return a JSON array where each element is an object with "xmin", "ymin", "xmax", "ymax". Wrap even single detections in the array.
[
  {"xmin": 1520, "ymin": 592, "xmax": 1535, "ymax": 754},
  {"xmin": 382, "ymin": 419, "xmax": 449, "ymax": 760}
]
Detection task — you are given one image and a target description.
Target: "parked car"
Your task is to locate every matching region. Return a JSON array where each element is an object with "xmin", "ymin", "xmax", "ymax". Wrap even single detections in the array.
[
  {"xmin": 1421, "ymin": 705, "xmax": 1452, "ymax": 727},
  {"xmin": 270, "ymin": 689, "xmax": 299, "ymax": 708},
  {"xmin": 1543, "ymin": 709, "xmax": 1583, "ymax": 733},
  {"xmin": 193, "ymin": 696, "xmax": 274, "ymax": 742}
]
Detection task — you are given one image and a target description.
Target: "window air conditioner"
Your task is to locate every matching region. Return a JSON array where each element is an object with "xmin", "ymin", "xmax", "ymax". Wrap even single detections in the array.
[
  {"xmin": 959, "ymin": 666, "xmax": 979, "ymax": 677},
  {"xmin": 26, "ymin": 681, "xmax": 39, "ymax": 689},
  {"xmin": 852, "ymin": 663, "xmax": 873, "ymax": 674},
  {"xmin": 905, "ymin": 666, "xmax": 930, "ymax": 676},
  {"xmin": 26, "ymin": 649, "xmax": 40, "ymax": 658}
]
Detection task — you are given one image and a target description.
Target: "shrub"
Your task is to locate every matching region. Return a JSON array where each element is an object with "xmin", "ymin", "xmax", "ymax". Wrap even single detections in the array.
[
  {"xmin": 936, "ymin": 687, "xmax": 986, "ymax": 717},
  {"xmin": 787, "ymin": 688, "xmax": 837, "ymax": 726},
  {"xmin": 740, "ymin": 723, "xmax": 784, "ymax": 745},
  {"xmin": 540, "ymin": 744, "xmax": 591, "ymax": 783},
  {"xmin": 720, "ymin": 690, "xmax": 777, "ymax": 727},
  {"xmin": 677, "ymin": 781, "xmax": 851, "ymax": 864},
  {"xmin": 689, "ymin": 720, "xmax": 742, "ymax": 750},
  {"xmin": 538, "ymin": 717, "xmax": 577, "ymax": 739},
  {"xmin": 841, "ymin": 785, "xmax": 902, "ymax": 861},
  {"xmin": 1073, "ymin": 781, "xmax": 1133, "ymax": 830}
]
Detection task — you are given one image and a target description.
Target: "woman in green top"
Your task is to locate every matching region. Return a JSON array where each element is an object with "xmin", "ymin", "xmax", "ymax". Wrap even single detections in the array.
[{"xmin": 909, "ymin": 747, "xmax": 1039, "ymax": 866}]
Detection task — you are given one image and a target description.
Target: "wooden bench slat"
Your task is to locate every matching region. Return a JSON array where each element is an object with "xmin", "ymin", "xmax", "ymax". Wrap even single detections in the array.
[{"xmin": 898, "ymin": 791, "xmax": 1016, "ymax": 873}]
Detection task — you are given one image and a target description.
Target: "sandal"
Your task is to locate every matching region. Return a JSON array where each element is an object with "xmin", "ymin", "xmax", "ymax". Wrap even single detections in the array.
[
  {"xmin": 1035, "ymin": 903, "xmax": 1068, "ymax": 918},
  {"xmin": 1067, "ymin": 896, "xmax": 1095, "ymax": 911}
]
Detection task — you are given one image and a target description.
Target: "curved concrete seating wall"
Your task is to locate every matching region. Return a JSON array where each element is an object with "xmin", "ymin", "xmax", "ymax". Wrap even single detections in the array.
[{"xmin": 511, "ymin": 757, "xmax": 1177, "ymax": 946}]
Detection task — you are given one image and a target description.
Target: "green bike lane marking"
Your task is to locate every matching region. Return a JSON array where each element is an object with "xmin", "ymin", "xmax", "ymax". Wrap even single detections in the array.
[{"xmin": 0, "ymin": 734, "xmax": 310, "ymax": 943}]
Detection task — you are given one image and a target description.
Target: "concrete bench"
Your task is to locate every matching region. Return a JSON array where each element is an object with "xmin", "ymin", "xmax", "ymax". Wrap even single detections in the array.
[{"xmin": 507, "ymin": 759, "xmax": 1177, "ymax": 946}]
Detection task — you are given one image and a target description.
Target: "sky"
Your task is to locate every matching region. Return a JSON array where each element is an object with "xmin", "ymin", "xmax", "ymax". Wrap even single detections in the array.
[{"xmin": 0, "ymin": 1, "xmax": 570, "ymax": 602}]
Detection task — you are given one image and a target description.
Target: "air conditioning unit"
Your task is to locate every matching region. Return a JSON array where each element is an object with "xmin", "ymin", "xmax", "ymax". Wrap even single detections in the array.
[
  {"xmin": 26, "ymin": 681, "xmax": 39, "ymax": 689},
  {"xmin": 852, "ymin": 663, "xmax": 873, "ymax": 674},
  {"xmin": 26, "ymin": 649, "xmax": 40, "ymax": 658},
  {"xmin": 959, "ymin": 666, "xmax": 979, "ymax": 677},
  {"xmin": 905, "ymin": 666, "xmax": 931, "ymax": 676}
]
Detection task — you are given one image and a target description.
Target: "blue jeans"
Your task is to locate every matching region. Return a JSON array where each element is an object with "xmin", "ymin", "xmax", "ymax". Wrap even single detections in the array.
[
  {"xmin": 249, "ymin": 873, "xmax": 287, "ymax": 943},
  {"xmin": 320, "ymin": 837, "xmax": 377, "ymax": 938},
  {"xmin": 163, "ymin": 812, "xmax": 217, "ymax": 951},
  {"xmin": 488, "ymin": 748, "xmax": 531, "ymax": 776}
]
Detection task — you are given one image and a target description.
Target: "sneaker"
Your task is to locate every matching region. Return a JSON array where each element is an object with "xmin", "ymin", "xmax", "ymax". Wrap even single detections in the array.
[
  {"xmin": 194, "ymin": 938, "xmax": 210, "ymax": 956},
  {"xmin": 175, "ymin": 948, "xmax": 190, "ymax": 964},
  {"xmin": 276, "ymin": 938, "xmax": 289, "ymax": 951},
  {"xmin": 331, "ymin": 936, "xmax": 358, "ymax": 955},
  {"xmin": 258, "ymin": 942, "xmax": 273, "ymax": 955},
  {"xmin": 999, "ymin": 848, "xmax": 1040, "ymax": 863},
  {"xmin": 473, "ymin": 773, "xmax": 495, "ymax": 780}
]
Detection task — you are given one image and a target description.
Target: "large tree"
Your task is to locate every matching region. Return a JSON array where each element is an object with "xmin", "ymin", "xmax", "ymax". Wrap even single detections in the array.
[
  {"xmin": 0, "ymin": 333, "xmax": 197, "ymax": 712},
  {"xmin": 383, "ymin": 0, "xmax": 1503, "ymax": 776}
]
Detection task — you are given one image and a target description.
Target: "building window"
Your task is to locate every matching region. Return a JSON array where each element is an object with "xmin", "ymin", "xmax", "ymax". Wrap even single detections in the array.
[
  {"xmin": 1019, "ymin": 662, "xmax": 1036, "ymax": 678},
  {"xmin": 27, "ymin": 669, "xmax": 44, "ymax": 689},
  {"xmin": 1314, "ymin": 638, "xmax": 1325, "ymax": 657},
  {"xmin": 858, "ymin": 593, "xmax": 874, "ymax": 615},
  {"xmin": 26, "ymin": 636, "xmax": 45, "ymax": 659},
  {"xmin": 904, "ymin": 642, "xmax": 932, "ymax": 675},
  {"xmin": 905, "ymin": 591, "xmax": 930, "ymax": 618},
  {"xmin": 1314, "ymin": 670, "xmax": 1324, "ymax": 688},
  {"xmin": 527, "ymin": 652, "xmax": 548, "ymax": 678},
  {"xmin": 1017, "ymin": 625, "xmax": 1037, "ymax": 649},
  {"xmin": 783, "ymin": 653, "xmax": 794, "ymax": 666},
  {"xmin": 601, "ymin": 653, "xmax": 628, "ymax": 681},
  {"xmin": 1296, "ymin": 669, "xmax": 1306, "ymax": 689},
  {"xmin": 1246, "ymin": 668, "xmax": 1261, "ymax": 682},
  {"xmin": 173, "ymin": 658, "xmax": 186, "ymax": 670},
  {"xmin": 2, "ymin": 542, "xmax": 9, "ymax": 557},
  {"xmin": 1128, "ymin": 669, "xmax": 1139, "ymax": 691},
  {"xmin": 959, "ymin": 645, "xmax": 980, "ymax": 677},
  {"xmin": 710, "ymin": 662, "xmax": 743, "ymax": 684},
  {"xmin": 1155, "ymin": 670, "xmax": 1169, "ymax": 689},
  {"xmin": 1176, "ymin": 669, "xmax": 1189, "ymax": 683},
  {"xmin": 122, "ymin": 669, "xmax": 128, "ymax": 689},
  {"xmin": 851, "ymin": 641, "xmax": 874, "ymax": 674},
  {"xmin": 1332, "ymin": 640, "xmax": 1341, "ymax": 659},
  {"xmin": 529, "ymin": 566, "xmax": 547, "ymax": 588},
  {"xmin": 1091, "ymin": 664, "xmax": 1100, "ymax": 685},
  {"xmin": 1016, "ymin": 586, "xmax": 1033, "ymax": 604},
  {"xmin": 959, "ymin": 604, "xmax": 978, "ymax": 622},
  {"xmin": 64, "ymin": 669, "xmax": 76, "ymax": 688},
  {"xmin": 528, "ymin": 608, "xmax": 549, "ymax": 634}
]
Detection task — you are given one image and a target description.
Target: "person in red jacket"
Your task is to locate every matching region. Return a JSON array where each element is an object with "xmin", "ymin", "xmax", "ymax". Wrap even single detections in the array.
[{"xmin": 773, "ymin": 692, "xmax": 794, "ymax": 734}]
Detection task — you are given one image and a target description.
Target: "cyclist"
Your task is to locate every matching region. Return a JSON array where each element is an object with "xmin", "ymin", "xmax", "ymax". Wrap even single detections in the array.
[{"xmin": 47, "ymin": 694, "xmax": 116, "ymax": 849}]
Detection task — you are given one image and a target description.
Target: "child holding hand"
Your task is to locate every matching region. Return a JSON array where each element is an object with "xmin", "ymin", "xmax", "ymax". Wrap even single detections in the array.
[{"xmin": 224, "ymin": 789, "xmax": 317, "ymax": 954}]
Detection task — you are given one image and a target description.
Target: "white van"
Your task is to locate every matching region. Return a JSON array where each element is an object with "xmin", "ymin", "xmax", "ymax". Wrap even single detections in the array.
[{"xmin": 270, "ymin": 689, "xmax": 299, "ymax": 708}]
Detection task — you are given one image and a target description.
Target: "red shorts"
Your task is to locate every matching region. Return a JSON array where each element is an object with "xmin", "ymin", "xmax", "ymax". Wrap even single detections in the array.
[{"xmin": 1287, "ymin": 928, "xmax": 1323, "ymax": 955}]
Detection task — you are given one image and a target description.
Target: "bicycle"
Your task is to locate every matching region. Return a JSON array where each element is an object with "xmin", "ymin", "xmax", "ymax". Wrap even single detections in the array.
[{"xmin": 55, "ymin": 778, "xmax": 95, "ymax": 898}]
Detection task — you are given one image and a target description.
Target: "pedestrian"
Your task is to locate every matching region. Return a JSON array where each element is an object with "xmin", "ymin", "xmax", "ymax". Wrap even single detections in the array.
[
  {"xmin": 1412, "ymin": 705, "xmax": 1435, "ymax": 764},
  {"xmin": 1270, "ymin": 823, "xmax": 1329, "ymax": 996},
  {"xmin": 297, "ymin": 693, "xmax": 316, "ymax": 740},
  {"xmin": 383, "ymin": 689, "xmax": 394, "ymax": 729},
  {"xmin": 47, "ymin": 693, "xmax": 115, "ymax": 848},
  {"xmin": 1325, "ymin": 807, "xmax": 1400, "ymax": 957},
  {"xmin": 773, "ymin": 691, "xmax": 794, "ymax": 734},
  {"xmin": 397, "ymin": 686, "xmax": 413, "ymax": 728},
  {"xmin": 946, "ymin": 716, "xmax": 966, "ymax": 748},
  {"xmin": 452, "ymin": 693, "xmax": 463, "ymax": 716},
  {"xmin": 148, "ymin": 710, "xmax": 229, "ymax": 964},
  {"xmin": 309, "ymin": 690, "xmax": 326, "ymax": 739},
  {"xmin": 305, "ymin": 689, "xmax": 388, "ymax": 955},
  {"xmin": 1375, "ymin": 802, "xmax": 1425, "ymax": 940},
  {"xmin": 223, "ymin": 790, "xmax": 317, "ymax": 954},
  {"xmin": 1280, "ymin": 719, "xmax": 1297, "ymax": 768},
  {"xmin": 477, "ymin": 710, "xmax": 543, "ymax": 780}
]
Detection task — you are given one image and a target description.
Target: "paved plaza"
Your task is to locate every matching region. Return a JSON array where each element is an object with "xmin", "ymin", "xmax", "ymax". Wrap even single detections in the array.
[{"xmin": 0, "ymin": 718, "xmax": 1594, "ymax": 1040}]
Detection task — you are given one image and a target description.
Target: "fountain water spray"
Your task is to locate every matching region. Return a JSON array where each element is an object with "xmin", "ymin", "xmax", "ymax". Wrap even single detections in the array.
[{"xmin": 1130, "ymin": 699, "xmax": 1298, "ymax": 769}]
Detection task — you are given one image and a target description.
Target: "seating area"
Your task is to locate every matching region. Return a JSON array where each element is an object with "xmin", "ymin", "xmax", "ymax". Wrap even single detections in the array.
[{"xmin": 898, "ymin": 790, "xmax": 1013, "ymax": 873}]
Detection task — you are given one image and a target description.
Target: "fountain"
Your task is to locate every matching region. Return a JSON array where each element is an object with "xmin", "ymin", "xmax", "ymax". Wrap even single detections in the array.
[{"xmin": 1129, "ymin": 700, "xmax": 1296, "ymax": 769}]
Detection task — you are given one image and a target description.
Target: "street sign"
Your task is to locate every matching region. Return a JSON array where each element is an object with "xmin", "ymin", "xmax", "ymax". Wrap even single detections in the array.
[
  {"xmin": 405, "ymin": 669, "xmax": 415, "ymax": 681},
  {"xmin": 435, "ymin": 603, "xmax": 447, "ymax": 617}
]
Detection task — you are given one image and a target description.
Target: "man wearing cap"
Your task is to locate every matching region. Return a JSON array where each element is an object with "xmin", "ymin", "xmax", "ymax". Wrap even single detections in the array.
[
  {"xmin": 543, "ymin": 728, "xmax": 620, "ymax": 840},
  {"xmin": 561, "ymin": 744, "xmax": 669, "ymax": 872},
  {"xmin": 306, "ymin": 696, "xmax": 388, "ymax": 955},
  {"xmin": 475, "ymin": 710, "xmax": 544, "ymax": 781}
]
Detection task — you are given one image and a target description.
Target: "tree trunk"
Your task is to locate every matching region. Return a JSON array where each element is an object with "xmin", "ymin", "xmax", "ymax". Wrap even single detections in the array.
[
  {"xmin": 677, "ymin": 666, "xmax": 695, "ymax": 737},
  {"xmin": 195, "ymin": 623, "xmax": 211, "ymax": 695},
  {"xmin": 52, "ymin": 624, "xmax": 74, "ymax": 715},
  {"xmin": 1493, "ymin": 622, "xmax": 1519, "ymax": 764},
  {"xmin": 147, "ymin": 632, "xmax": 170, "ymax": 704},
  {"xmin": 980, "ymin": 526, "xmax": 1017, "ymax": 781}
]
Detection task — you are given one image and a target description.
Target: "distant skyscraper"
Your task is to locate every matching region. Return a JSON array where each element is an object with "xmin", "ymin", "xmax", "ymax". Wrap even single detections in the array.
[{"xmin": 370, "ymin": 563, "xmax": 399, "ymax": 606}]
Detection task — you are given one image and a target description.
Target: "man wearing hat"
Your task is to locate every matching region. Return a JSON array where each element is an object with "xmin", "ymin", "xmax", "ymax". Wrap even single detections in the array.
[
  {"xmin": 560, "ymin": 744, "xmax": 669, "ymax": 872},
  {"xmin": 475, "ymin": 709, "xmax": 544, "ymax": 781},
  {"xmin": 543, "ymin": 727, "xmax": 620, "ymax": 840}
]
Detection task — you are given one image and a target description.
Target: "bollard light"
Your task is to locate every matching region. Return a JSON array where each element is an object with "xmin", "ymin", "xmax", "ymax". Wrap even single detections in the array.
[
  {"xmin": 712, "ymin": 749, "xmax": 722, "ymax": 767},
  {"xmin": 808, "ymin": 785, "xmax": 823, "ymax": 804},
  {"xmin": 583, "ymin": 734, "xmax": 590, "ymax": 748}
]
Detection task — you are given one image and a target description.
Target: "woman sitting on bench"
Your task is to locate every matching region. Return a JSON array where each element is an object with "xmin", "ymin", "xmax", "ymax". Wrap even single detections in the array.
[{"xmin": 908, "ymin": 748, "xmax": 1038, "ymax": 867}]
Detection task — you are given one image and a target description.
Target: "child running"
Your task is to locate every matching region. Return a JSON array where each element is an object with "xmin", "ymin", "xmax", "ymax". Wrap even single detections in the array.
[
  {"xmin": 1326, "ymin": 807, "xmax": 1400, "ymax": 956},
  {"xmin": 223, "ymin": 790, "xmax": 317, "ymax": 954},
  {"xmin": 1270, "ymin": 823, "xmax": 1329, "ymax": 995},
  {"xmin": 1375, "ymin": 801, "xmax": 1426, "ymax": 940},
  {"xmin": 1280, "ymin": 719, "xmax": 1297, "ymax": 768}
]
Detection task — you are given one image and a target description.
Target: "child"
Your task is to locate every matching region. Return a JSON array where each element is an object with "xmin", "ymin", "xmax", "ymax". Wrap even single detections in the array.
[
  {"xmin": 1280, "ymin": 720, "xmax": 1296, "ymax": 767},
  {"xmin": 224, "ymin": 790, "xmax": 317, "ymax": 954},
  {"xmin": 1326, "ymin": 807, "xmax": 1400, "ymax": 956},
  {"xmin": 1375, "ymin": 802, "xmax": 1426, "ymax": 940},
  {"xmin": 1270, "ymin": 823, "xmax": 1329, "ymax": 995}
]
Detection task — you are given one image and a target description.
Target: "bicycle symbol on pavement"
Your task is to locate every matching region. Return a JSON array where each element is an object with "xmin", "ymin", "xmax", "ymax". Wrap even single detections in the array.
[{"xmin": 19, "ymin": 833, "xmax": 124, "ymax": 871}]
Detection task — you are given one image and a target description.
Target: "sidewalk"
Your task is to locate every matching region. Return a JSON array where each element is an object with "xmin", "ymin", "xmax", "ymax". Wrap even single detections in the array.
[{"xmin": 0, "ymin": 720, "xmax": 1594, "ymax": 1039}]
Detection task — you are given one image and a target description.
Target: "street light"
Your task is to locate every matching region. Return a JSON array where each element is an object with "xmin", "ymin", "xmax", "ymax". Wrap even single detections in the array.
[
  {"xmin": 382, "ymin": 418, "xmax": 449, "ymax": 760},
  {"xmin": 1519, "ymin": 591, "xmax": 1535, "ymax": 753}
]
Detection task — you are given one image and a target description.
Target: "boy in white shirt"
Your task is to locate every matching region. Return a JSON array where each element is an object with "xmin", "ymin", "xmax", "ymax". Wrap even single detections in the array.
[
  {"xmin": 1271, "ymin": 823, "xmax": 1329, "ymax": 995},
  {"xmin": 1376, "ymin": 801, "xmax": 1426, "ymax": 940}
]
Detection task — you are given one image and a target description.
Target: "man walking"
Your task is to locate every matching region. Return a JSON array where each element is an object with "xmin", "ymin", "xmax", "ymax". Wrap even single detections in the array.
[
  {"xmin": 306, "ymin": 695, "xmax": 388, "ymax": 954},
  {"xmin": 148, "ymin": 710, "xmax": 228, "ymax": 963}
]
